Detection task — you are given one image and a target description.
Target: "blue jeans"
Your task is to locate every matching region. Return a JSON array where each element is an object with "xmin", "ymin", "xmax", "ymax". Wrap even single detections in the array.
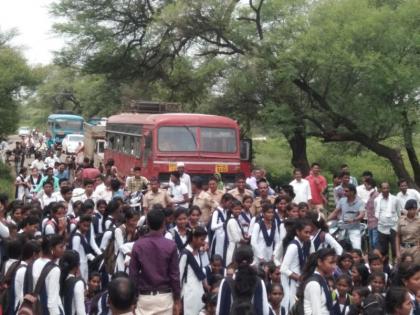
[{"xmin": 369, "ymin": 227, "xmax": 379, "ymax": 250}]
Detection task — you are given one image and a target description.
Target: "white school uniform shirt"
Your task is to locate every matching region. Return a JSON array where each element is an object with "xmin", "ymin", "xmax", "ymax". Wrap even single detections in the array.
[
  {"xmin": 14, "ymin": 261, "xmax": 27, "ymax": 311},
  {"xmin": 397, "ymin": 189, "xmax": 420, "ymax": 210},
  {"xmin": 169, "ymin": 182, "xmax": 189, "ymax": 207},
  {"xmin": 374, "ymin": 193, "xmax": 401, "ymax": 234},
  {"xmin": 290, "ymin": 178, "xmax": 312, "ymax": 204},
  {"xmin": 180, "ymin": 173, "xmax": 192, "ymax": 198},
  {"xmin": 32, "ymin": 257, "xmax": 63, "ymax": 315},
  {"xmin": 71, "ymin": 230, "xmax": 93, "ymax": 282},
  {"xmin": 226, "ymin": 217, "xmax": 244, "ymax": 266},
  {"xmin": 251, "ymin": 220, "xmax": 280, "ymax": 262},
  {"xmin": 4, "ymin": 258, "xmax": 19, "ymax": 274},
  {"xmin": 303, "ymin": 272, "xmax": 330, "ymax": 315},
  {"xmin": 273, "ymin": 223, "xmax": 287, "ymax": 266},
  {"xmin": 39, "ymin": 193, "xmax": 59, "ymax": 209},
  {"xmin": 0, "ymin": 220, "xmax": 9, "ymax": 238},
  {"xmin": 66, "ymin": 274, "xmax": 87, "ymax": 315},
  {"xmin": 311, "ymin": 230, "xmax": 343, "ymax": 256},
  {"xmin": 357, "ymin": 185, "xmax": 376, "ymax": 204},
  {"xmin": 280, "ymin": 237, "xmax": 306, "ymax": 277}
]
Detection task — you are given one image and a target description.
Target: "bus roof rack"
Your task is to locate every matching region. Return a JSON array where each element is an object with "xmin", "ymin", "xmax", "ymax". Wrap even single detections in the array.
[{"xmin": 124, "ymin": 100, "xmax": 182, "ymax": 114}]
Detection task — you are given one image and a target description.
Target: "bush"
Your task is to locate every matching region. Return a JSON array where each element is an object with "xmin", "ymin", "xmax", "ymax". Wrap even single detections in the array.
[{"xmin": 0, "ymin": 162, "xmax": 14, "ymax": 199}]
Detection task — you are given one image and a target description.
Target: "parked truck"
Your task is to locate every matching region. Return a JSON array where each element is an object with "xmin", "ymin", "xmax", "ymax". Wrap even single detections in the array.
[{"xmin": 83, "ymin": 121, "xmax": 106, "ymax": 168}]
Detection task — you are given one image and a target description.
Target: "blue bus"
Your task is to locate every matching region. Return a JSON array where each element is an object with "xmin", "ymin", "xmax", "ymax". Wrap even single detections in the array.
[{"xmin": 47, "ymin": 114, "xmax": 84, "ymax": 147}]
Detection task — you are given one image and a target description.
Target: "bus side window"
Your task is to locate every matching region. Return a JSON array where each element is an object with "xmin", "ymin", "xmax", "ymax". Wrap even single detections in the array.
[
  {"xmin": 116, "ymin": 135, "xmax": 121, "ymax": 152},
  {"xmin": 134, "ymin": 137, "xmax": 141, "ymax": 158},
  {"xmin": 107, "ymin": 133, "xmax": 115, "ymax": 150}
]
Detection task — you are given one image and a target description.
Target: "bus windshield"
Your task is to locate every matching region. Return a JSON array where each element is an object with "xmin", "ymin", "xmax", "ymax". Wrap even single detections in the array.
[
  {"xmin": 158, "ymin": 126, "xmax": 197, "ymax": 152},
  {"xmin": 54, "ymin": 119, "xmax": 83, "ymax": 131},
  {"xmin": 158, "ymin": 126, "xmax": 237, "ymax": 153}
]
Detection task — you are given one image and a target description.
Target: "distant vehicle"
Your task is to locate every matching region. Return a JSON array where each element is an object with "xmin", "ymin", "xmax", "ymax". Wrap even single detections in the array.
[
  {"xmin": 47, "ymin": 114, "xmax": 84, "ymax": 148},
  {"xmin": 18, "ymin": 127, "xmax": 31, "ymax": 137},
  {"xmin": 84, "ymin": 122, "xmax": 106, "ymax": 167},
  {"xmin": 105, "ymin": 112, "xmax": 252, "ymax": 184},
  {"xmin": 62, "ymin": 134, "xmax": 84, "ymax": 154}
]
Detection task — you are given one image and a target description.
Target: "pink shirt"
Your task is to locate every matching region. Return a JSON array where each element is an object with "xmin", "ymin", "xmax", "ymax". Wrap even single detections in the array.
[{"xmin": 306, "ymin": 174, "xmax": 327, "ymax": 205}]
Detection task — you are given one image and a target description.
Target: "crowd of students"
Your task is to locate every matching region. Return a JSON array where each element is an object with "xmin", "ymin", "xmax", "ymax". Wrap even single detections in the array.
[{"xmin": 0, "ymin": 150, "xmax": 419, "ymax": 315}]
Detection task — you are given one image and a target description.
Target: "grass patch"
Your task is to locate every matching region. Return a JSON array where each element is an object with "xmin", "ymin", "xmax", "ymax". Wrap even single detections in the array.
[
  {"xmin": 254, "ymin": 136, "xmax": 407, "ymax": 192},
  {"xmin": 0, "ymin": 162, "xmax": 14, "ymax": 199}
]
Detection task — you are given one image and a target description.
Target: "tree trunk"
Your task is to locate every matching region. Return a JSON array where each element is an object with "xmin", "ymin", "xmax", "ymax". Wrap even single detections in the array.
[
  {"xmin": 285, "ymin": 125, "xmax": 310, "ymax": 177},
  {"xmin": 402, "ymin": 111, "xmax": 420, "ymax": 187}
]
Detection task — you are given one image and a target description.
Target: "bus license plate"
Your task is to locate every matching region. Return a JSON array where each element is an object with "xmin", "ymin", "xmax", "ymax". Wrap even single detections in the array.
[
  {"xmin": 168, "ymin": 163, "xmax": 177, "ymax": 172},
  {"xmin": 215, "ymin": 164, "xmax": 228, "ymax": 173}
]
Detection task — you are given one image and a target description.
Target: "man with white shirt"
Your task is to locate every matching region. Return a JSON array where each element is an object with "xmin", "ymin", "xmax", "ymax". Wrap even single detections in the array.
[
  {"xmin": 44, "ymin": 150, "xmax": 60, "ymax": 169},
  {"xmin": 374, "ymin": 182, "xmax": 402, "ymax": 260},
  {"xmin": 396, "ymin": 179, "xmax": 420, "ymax": 211},
  {"xmin": 177, "ymin": 162, "xmax": 192, "ymax": 198},
  {"xmin": 290, "ymin": 168, "xmax": 312, "ymax": 205},
  {"xmin": 356, "ymin": 171, "xmax": 376, "ymax": 203},
  {"xmin": 169, "ymin": 171, "xmax": 189, "ymax": 208},
  {"xmin": 39, "ymin": 181, "xmax": 59, "ymax": 209}
]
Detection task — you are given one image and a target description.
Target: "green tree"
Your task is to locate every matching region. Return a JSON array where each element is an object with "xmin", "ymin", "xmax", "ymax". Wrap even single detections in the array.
[{"xmin": 0, "ymin": 31, "xmax": 36, "ymax": 136}]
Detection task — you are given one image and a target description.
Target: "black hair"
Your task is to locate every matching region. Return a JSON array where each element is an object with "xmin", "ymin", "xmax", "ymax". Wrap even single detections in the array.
[
  {"xmin": 347, "ymin": 183, "xmax": 356, "ymax": 194},
  {"xmin": 281, "ymin": 185, "xmax": 295, "ymax": 199},
  {"xmin": 362, "ymin": 171, "xmax": 373, "ymax": 178},
  {"xmin": 369, "ymin": 271, "xmax": 386, "ymax": 283},
  {"xmin": 174, "ymin": 207, "xmax": 188, "ymax": 219},
  {"xmin": 6, "ymin": 239, "xmax": 23, "ymax": 260},
  {"xmin": 282, "ymin": 219, "xmax": 311, "ymax": 252},
  {"xmin": 311, "ymin": 162, "xmax": 320, "ymax": 168},
  {"xmin": 133, "ymin": 166, "xmax": 141, "ymax": 172},
  {"xmin": 297, "ymin": 248, "xmax": 336, "ymax": 299},
  {"xmin": 242, "ymin": 195, "xmax": 253, "ymax": 204},
  {"xmin": 22, "ymin": 215, "xmax": 40, "ymax": 227},
  {"xmin": 261, "ymin": 203, "xmax": 273, "ymax": 214},
  {"xmin": 221, "ymin": 193, "xmax": 234, "ymax": 203},
  {"xmin": 336, "ymin": 274, "xmax": 352, "ymax": 289},
  {"xmin": 59, "ymin": 250, "xmax": 80, "ymax": 297},
  {"xmin": 78, "ymin": 214, "xmax": 92, "ymax": 224},
  {"xmin": 340, "ymin": 171, "xmax": 350, "ymax": 178},
  {"xmin": 163, "ymin": 207, "xmax": 174, "ymax": 217},
  {"xmin": 108, "ymin": 278, "xmax": 137, "ymax": 312},
  {"xmin": 274, "ymin": 195, "xmax": 289, "ymax": 205},
  {"xmin": 385, "ymin": 287, "xmax": 409, "ymax": 314},
  {"xmin": 231, "ymin": 199, "xmax": 242, "ymax": 209},
  {"xmin": 404, "ymin": 199, "xmax": 418, "ymax": 210},
  {"xmin": 353, "ymin": 263, "xmax": 370, "ymax": 286},
  {"xmin": 266, "ymin": 282, "xmax": 284, "ymax": 295},
  {"xmin": 210, "ymin": 254, "xmax": 223, "ymax": 264},
  {"xmin": 21, "ymin": 240, "xmax": 40, "ymax": 261},
  {"xmin": 96, "ymin": 199, "xmax": 107, "ymax": 209},
  {"xmin": 231, "ymin": 245, "xmax": 257, "ymax": 311},
  {"xmin": 43, "ymin": 180, "xmax": 54, "ymax": 187},
  {"xmin": 187, "ymin": 226, "xmax": 207, "ymax": 244},
  {"xmin": 338, "ymin": 252, "xmax": 354, "ymax": 269},
  {"xmin": 83, "ymin": 199, "xmax": 95, "ymax": 210},
  {"xmin": 235, "ymin": 173, "xmax": 246, "ymax": 181},
  {"xmin": 0, "ymin": 193, "xmax": 8, "ymax": 207},
  {"xmin": 368, "ymin": 253, "xmax": 381, "ymax": 264},
  {"xmin": 188, "ymin": 205, "xmax": 201, "ymax": 216},
  {"xmin": 305, "ymin": 211, "xmax": 329, "ymax": 232},
  {"xmin": 51, "ymin": 202, "xmax": 66, "ymax": 215},
  {"xmin": 105, "ymin": 200, "xmax": 120, "ymax": 217},
  {"xmin": 393, "ymin": 262, "xmax": 420, "ymax": 287},
  {"xmin": 60, "ymin": 186, "xmax": 72, "ymax": 195},
  {"xmin": 202, "ymin": 292, "xmax": 218, "ymax": 307},
  {"xmin": 170, "ymin": 171, "xmax": 181, "ymax": 180},
  {"xmin": 397, "ymin": 179, "xmax": 408, "ymax": 186},
  {"xmin": 191, "ymin": 176, "xmax": 203, "ymax": 189},
  {"xmin": 41, "ymin": 235, "xmax": 64, "ymax": 256},
  {"xmin": 123, "ymin": 207, "xmax": 140, "ymax": 222},
  {"xmin": 111, "ymin": 271, "xmax": 129, "ymax": 281},
  {"xmin": 89, "ymin": 271, "xmax": 101, "ymax": 281},
  {"xmin": 147, "ymin": 209, "xmax": 165, "ymax": 231},
  {"xmin": 110, "ymin": 179, "xmax": 121, "ymax": 191},
  {"xmin": 352, "ymin": 286, "xmax": 370, "ymax": 299},
  {"xmin": 83, "ymin": 178, "xmax": 94, "ymax": 186}
]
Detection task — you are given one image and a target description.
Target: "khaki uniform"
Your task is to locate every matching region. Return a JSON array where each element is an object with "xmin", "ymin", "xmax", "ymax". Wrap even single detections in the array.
[
  {"xmin": 207, "ymin": 189, "xmax": 224, "ymax": 205},
  {"xmin": 397, "ymin": 215, "xmax": 420, "ymax": 264},
  {"xmin": 193, "ymin": 190, "xmax": 218, "ymax": 225},
  {"xmin": 228, "ymin": 188, "xmax": 254, "ymax": 203},
  {"xmin": 143, "ymin": 189, "xmax": 172, "ymax": 210},
  {"xmin": 126, "ymin": 176, "xmax": 149, "ymax": 193},
  {"xmin": 251, "ymin": 195, "xmax": 276, "ymax": 216}
]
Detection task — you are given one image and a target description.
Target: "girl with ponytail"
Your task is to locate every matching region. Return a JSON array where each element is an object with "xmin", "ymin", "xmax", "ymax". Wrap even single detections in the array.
[
  {"xmin": 216, "ymin": 245, "xmax": 270, "ymax": 315},
  {"xmin": 299, "ymin": 248, "xmax": 337, "ymax": 315},
  {"xmin": 180, "ymin": 226, "xmax": 208, "ymax": 315},
  {"xmin": 59, "ymin": 250, "xmax": 86, "ymax": 315},
  {"xmin": 279, "ymin": 219, "xmax": 313, "ymax": 310}
]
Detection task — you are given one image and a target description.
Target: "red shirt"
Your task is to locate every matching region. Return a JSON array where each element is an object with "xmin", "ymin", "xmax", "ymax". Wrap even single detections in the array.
[
  {"xmin": 306, "ymin": 174, "xmax": 327, "ymax": 205},
  {"xmin": 82, "ymin": 168, "xmax": 101, "ymax": 180}
]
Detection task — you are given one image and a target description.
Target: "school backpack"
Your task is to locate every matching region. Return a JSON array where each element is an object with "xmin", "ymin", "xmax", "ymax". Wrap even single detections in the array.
[
  {"xmin": 103, "ymin": 225, "xmax": 126, "ymax": 274},
  {"xmin": 17, "ymin": 261, "xmax": 56, "ymax": 315},
  {"xmin": 0, "ymin": 260, "xmax": 22, "ymax": 313}
]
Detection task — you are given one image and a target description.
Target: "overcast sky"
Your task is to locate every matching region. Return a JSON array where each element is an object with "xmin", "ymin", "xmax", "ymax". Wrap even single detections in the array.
[{"xmin": 0, "ymin": 0, "xmax": 64, "ymax": 65}]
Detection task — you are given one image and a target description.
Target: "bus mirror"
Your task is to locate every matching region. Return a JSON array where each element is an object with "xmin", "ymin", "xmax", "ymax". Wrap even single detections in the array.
[{"xmin": 240, "ymin": 139, "xmax": 252, "ymax": 161}]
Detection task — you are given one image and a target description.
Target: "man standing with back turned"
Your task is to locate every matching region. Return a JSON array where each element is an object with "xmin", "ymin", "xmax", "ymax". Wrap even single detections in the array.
[{"xmin": 129, "ymin": 209, "xmax": 181, "ymax": 315}]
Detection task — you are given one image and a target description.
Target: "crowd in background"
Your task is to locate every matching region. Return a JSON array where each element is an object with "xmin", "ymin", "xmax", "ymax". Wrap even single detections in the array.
[{"xmin": 0, "ymin": 136, "xmax": 419, "ymax": 315}]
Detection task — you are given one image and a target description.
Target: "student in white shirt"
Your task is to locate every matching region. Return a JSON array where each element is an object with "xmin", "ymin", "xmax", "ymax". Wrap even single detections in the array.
[
  {"xmin": 169, "ymin": 171, "xmax": 189, "ymax": 208},
  {"xmin": 226, "ymin": 199, "xmax": 247, "ymax": 266},
  {"xmin": 26, "ymin": 235, "xmax": 65, "ymax": 315},
  {"xmin": 306, "ymin": 211, "xmax": 342, "ymax": 255},
  {"xmin": 70, "ymin": 215, "xmax": 95, "ymax": 282},
  {"xmin": 280, "ymin": 220, "xmax": 313, "ymax": 311},
  {"xmin": 290, "ymin": 169, "xmax": 312, "ymax": 205},
  {"xmin": 39, "ymin": 181, "xmax": 59, "ymax": 210},
  {"xmin": 301, "ymin": 248, "xmax": 337, "ymax": 315},
  {"xmin": 251, "ymin": 204, "xmax": 281, "ymax": 265},
  {"xmin": 59, "ymin": 250, "xmax": 87, "ymax": 315},
  {"xmin": 396, "ymin": 179, "xmax": 420, "ymax": 211},
  {"xmin": 13, "ymin": 240, "xmax": 40, "ymax": 313}
]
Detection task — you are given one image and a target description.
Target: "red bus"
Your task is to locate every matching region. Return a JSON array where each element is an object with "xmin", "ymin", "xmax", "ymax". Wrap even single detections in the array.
[{"xmin": 104, "ymin": 113, "xmax": 252, "ymax": 183}]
